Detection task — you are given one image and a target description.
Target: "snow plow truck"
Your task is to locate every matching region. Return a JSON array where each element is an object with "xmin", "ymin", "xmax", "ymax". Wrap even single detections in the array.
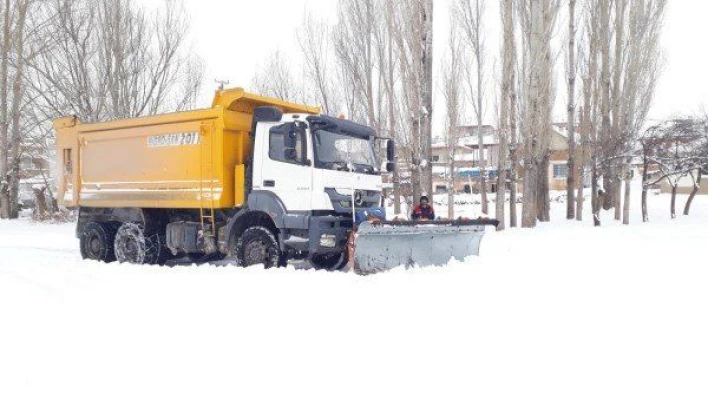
[{"xmin": 54, "ymin": 88, "xmax": 497, "ymax": 273}]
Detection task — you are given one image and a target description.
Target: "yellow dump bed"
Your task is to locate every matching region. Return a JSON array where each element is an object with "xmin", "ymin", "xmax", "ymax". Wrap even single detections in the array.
[{"xmin": 54, "ymin": 89, "xmax": 318, "ymax": 209}]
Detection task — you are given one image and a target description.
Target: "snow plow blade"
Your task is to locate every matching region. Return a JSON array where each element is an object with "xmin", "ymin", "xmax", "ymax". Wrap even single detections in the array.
[{"xmin": 353, "ymin": 218, "xmax": 499, "ymax": 275}]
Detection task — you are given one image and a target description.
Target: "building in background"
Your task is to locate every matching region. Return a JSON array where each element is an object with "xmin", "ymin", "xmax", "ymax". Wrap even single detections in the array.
[{"xmin": 432, "ymin": 123, "xmax": 589, "ymax": 195}]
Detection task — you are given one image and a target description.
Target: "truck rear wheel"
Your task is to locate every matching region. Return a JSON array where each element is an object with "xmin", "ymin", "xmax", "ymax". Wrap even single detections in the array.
[
  {"xmin": 114, "ymin": 222, "xmax": 169, "ymax": 265},
  {"xmin": 80, "ymin": 222, "xmax": 118, "ymax": 263},
  {"xmin": 232, "ymin": 226, "xmax": 280, "ymax": 268}
]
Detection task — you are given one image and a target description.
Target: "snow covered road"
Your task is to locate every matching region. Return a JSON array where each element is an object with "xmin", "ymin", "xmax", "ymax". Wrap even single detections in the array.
[{"xmin": 1, "ymin": 193, "xmax": 707, "ymax": 399}]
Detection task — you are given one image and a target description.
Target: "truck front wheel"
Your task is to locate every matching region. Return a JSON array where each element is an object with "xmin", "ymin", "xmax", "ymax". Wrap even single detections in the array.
[
  {"xmin": 114, "ymin": 222, "xmax": 169, "ymax": 265},
  {"xmin": 232, "ymin": 226, "xmax": 280, "ymax": 268},
  {"xmin": 80, "ymin": 222, "xmax": 118, "ymax": 263},
  {"xmin": 309, "ymin": 253, "xmax": 347, "ymax": 271}
]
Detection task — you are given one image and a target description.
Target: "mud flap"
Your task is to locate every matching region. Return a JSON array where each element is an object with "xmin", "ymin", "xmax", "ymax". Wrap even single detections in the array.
[{"xmin": 353, "ymin": 219, "xmax": 498, "ymax": 275}]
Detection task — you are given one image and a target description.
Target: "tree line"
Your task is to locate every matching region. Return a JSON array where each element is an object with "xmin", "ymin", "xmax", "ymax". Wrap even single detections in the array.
[
  {"xmin": 251, "ymin": 0, "xmax": 704, "ymax": 228},
  {"xmin": 0, "ymin": 0, "xmax": 203, "ymax": 219},
  {"xmin": 2, "ymin": 0, "xmax": 702, "ymax": 227}
]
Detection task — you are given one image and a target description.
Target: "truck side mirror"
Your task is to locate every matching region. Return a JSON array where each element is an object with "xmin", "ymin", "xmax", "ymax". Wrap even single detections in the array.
[{"xmin": 386, "ymin": 139, "xmax": 395, "ymax": 162}]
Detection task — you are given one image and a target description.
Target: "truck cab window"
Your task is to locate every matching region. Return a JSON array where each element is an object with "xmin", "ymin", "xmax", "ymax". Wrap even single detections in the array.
[{"xmin": 269, "ymin": 123, "xmax": 306, "ymax": 165}]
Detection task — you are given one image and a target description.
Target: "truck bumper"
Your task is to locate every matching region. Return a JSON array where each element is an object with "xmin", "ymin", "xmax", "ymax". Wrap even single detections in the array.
[
  {"xmin": 308, "ymin": 216, "xmax": 353, "ymax": 254},
  {"xmin": 281, "ymin": 215, "xmax": 352, "ymax": 255}
]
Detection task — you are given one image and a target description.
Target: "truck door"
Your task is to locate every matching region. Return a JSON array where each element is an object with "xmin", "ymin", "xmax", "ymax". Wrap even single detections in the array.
[{"xmin": 257, "ymin": 122, "xmax": 312, "ymax": 211}]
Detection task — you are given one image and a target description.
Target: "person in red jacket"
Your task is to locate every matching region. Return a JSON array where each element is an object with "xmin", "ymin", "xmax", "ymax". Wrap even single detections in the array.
[{"xmin": 411, "ymin": 196, "xmax": 435, "ymax": 221}]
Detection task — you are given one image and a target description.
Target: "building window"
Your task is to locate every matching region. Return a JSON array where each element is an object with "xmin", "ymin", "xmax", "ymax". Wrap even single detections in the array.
[
  {"xmin": 435, "ymin": 185, "xmax": 447, "ymax": 194},
  {"xmin": 432, "ymin": 155, "xmax": 440, "ymax": 162},
  {"xmin": 553, "ymin": 163, "xmax": 568, "ymax": 179}
]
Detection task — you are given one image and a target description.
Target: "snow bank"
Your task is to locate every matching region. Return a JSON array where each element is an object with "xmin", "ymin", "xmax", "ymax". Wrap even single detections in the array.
[{"xmin": 1, "ymin": 191, "xmax": 707, "ymax": 399}]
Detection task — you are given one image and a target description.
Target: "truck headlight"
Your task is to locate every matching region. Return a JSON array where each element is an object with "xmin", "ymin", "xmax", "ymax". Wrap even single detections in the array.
[{"xmin": 320, "ymin": 234, "xmax": 337, "ymax": 248}]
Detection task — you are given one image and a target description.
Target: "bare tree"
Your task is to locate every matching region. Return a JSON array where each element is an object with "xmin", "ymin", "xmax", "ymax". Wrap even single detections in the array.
[
  {"xmin": 0, "ymin": 0, "xmax": 34, "ymax": 219},
  {"xmin": 297, "ymin": 11, "xmax": 341, "ymax": 116},
  {"xmin": 566, "ymin": 0, "xmax": 577, "ymax": 220},
  {"xmin": 641, "ymin": 118, "xmax": 708, "ymax": 220},
  {"xmin": 0, "ymin": 0, "xmax": 203, "ymax": 218},
  {"xmin": 28, "ymin": 0, "xmax": 203, "ymax": 123},
  {"xmin": 505, "ymin": 0, "xmax": 520, "ymax": 227},
  {"xmin": 391, "ymin": 0, "xmax": 434, "ymax": 203},
  {"xmin": 419, "ymin": 0, "xmax": 434, "ymax": 199},
  {"xmin": 578, "ymin": 0, "xmax": 666, "ymax": 226},
  {"xmin": 598, "ymin": 0, "xmax": 612, "ymax": 219},
  {"xmin": 517, "ymin": 0, "xmax": 560, "ymax": 228},
  {"xmin": 441, "ymin": 24, "xmax": 464, "ymax": 219},
  {"xmin": 495, "ymin": 0, "xmax": 517, "ymax": 230},
  {"xmin": 580, "ymin": 0, "xmax": 603, "ymax": 226},
  {"xmin": 0, "ymin": 0, "xmax": 15, "ymax": 218},
  {"xmin": 456, "ymin": 0, "xmax": 489, "ymax": 215},
  {"xmin": 684, "ymin": 166, "xmax": 704, "ymax": 216},
  {"xmin": 610, "ymin": 0, "xmax": 628, "ymax": 220},
  {"xmin": 333, "ymin": 0, "xmax": 381, "ymax": 131},
  {"xmin": 251, "ymin": 49, "xmax": 301, "ymax": 103},
  {"xmin": 618, "ymin": 0, "xmax": 666, "ymax": 225},
  {"xmin": 685, "ymin": 111, "xmax": 708, "ymax": 216},
  {"xmin": 384, "ymin": 0, "xmax": 402, "ymax": 214}
]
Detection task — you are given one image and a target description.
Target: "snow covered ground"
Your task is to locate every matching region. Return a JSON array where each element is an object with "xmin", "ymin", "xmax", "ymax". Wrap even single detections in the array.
[{"xmin": 1, "ymin": 187, "xmax": 708, "ymax": 399}]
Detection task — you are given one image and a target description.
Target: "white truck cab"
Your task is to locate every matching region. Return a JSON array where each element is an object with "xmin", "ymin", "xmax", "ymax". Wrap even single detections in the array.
[
  {"xmin": 253, "ymin": 113, "xmax": 388, "ymax": 213},
  {"xmin": 241, "ymin": 110, "xmax": 394, "ymax": 269}
]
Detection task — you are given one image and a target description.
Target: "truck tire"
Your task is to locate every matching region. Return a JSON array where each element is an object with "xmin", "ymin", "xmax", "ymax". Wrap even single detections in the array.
[
  {"xmin": 309, "ymin": 252, "xmax": 347, "ymax": 271},
  {"xmin": 80, "ymin": 222, "xmax": 118, "ymax": 263},
  {"xmin": 231, "ymin": 226, "xmax": 281, "ymax": 268},
  {"xmin": 114, "ymin": 222, "xmax": 169, "ymax": 265}
]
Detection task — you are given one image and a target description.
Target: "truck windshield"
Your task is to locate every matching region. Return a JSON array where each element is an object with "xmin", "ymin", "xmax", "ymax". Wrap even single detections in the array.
[{"xmin": 314, "ymin": 130, "xmax": 377, "ymax": 174}]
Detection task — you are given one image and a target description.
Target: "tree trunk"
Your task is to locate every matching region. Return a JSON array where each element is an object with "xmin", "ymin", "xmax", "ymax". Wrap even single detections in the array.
[
  {"xmin": 522, "ymin": 164, "xmax": 537, "ymax": 228},
  {"xmin": 386, "ymin": 0, "xmax": 401, "ymax": 215},
  {"xmin": 7, "ymin": 1, "xmax": 28, "ymax": 219},
  {"xmin": 521, "ymin": 0, "xmax": 543, "ymax": 229},
  {"xmin": 537, "ymin": 155, "xmax": 550, "ymax": 222},
  {"xmin": 506, "ymin": 0, "xmax": 518, "ymax": 228},
  {"xmin": 576, "ymin": 170, "xmax": 585, "ymax": 221},
  {"xmin": 614, "ymin": 168, "xmax": 622, "ymax": 221},
  {"xmin": 411, "ymin": 115, "xmax": 422, "ymax": 204},
  {"xmin": 602, "ymin": 172, "xmax": 612, "ymax": 210},
  {"xmin": 599, "ymin": 0, "xmax": 612, "ymax": 212},
  {"xmin": 448, "ymin": 164, "xmax": 455, "ymax": 220},
  {"xmin": 495, "ymin": 169, "xmax": 506, "ymax": 230},
  {"xmin": 509, "ymin": 166, "xmax": 518, "ymax": 227},
  {"xmin": 622, "ymin": 163, "xmax": 631, "ymax": 225},
  {"xmin": 684, "ymin": 169, "xmax": 702, "ymax": 216},
  {"xmin": 477, "ymin": 51, "xmax": 487, "ymax": 215},
  {"xmin": 641, "ymin": 151, "xmax": 649, "ymax": 223},
  {"xmin": 576, "ymin": 105, "xmax": 587, "ymax": 221},
  {"xmin": 411, "ymin": 162, "xmax": 421, "ymax": 207},
  {"xmin": 478, "ymin": 127, "xmax": 488, "ymax": 215},
  {"xmin": 420, "ymin": 0, "xmax": 434, "ymax": 198},
  {"xmin": 592, "ymin": 167, "xmax": 601, "ymax": 226},
  {"xmin": 566, "ymin": 0, "xmax": 577, "ymax": 220},
  {"xmin": 33, "ymin": 186, "xmax": 48, "ymax": 221},
  {"xmin": 670, "ymin": 183, "xmax": 677, "ymax": 219},
  {"xmin": 495, "ymin": 125, "xmax": 507, "ymax": 230},
  {"xmin": 0, "ymin": 0, "xmax": 11, "ymax": 219}
]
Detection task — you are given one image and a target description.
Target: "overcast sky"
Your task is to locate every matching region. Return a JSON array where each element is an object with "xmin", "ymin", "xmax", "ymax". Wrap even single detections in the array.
[{"xmin": 139, "ymin": 0, "xmax": 708, "ymax": 132}]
